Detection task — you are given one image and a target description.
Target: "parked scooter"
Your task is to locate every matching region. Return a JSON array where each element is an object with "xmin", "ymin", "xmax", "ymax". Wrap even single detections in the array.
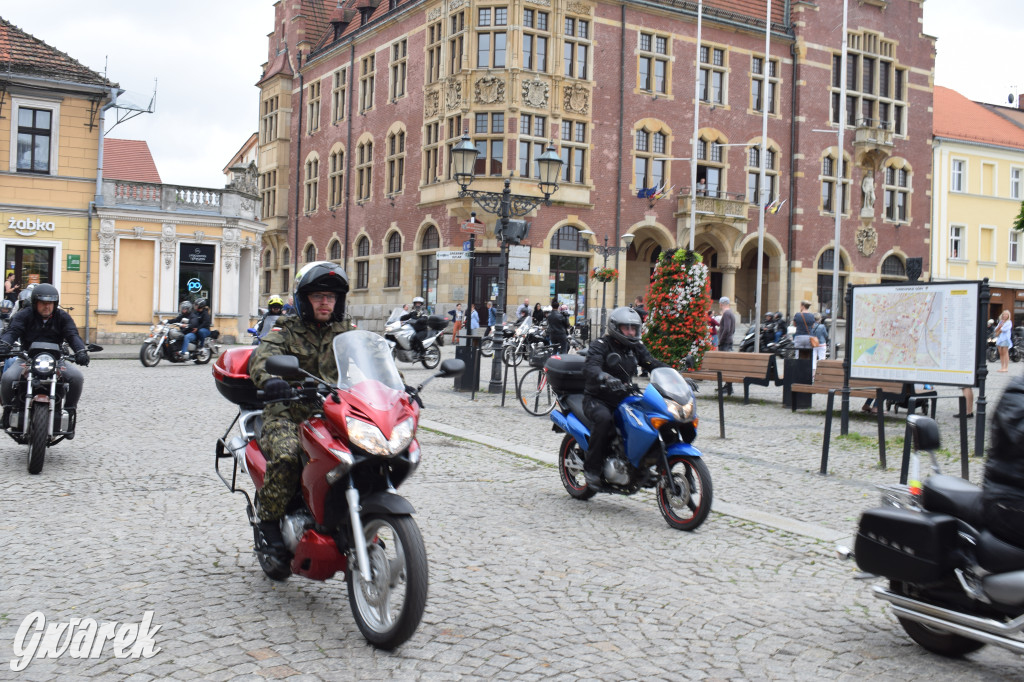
[
  {"xmin": 739, "ymin": 314, "xmax": 795, "ymax": 359},
  {"xmin": 214, "ymin": 330, "xmax": 464, "ymax": 649},
  {"xmin": 139, "ymin": 319, "xmax": 220, "ymax": 366},
  {"xmin": 1, "ymin": 341, "xmax": 102, "ymax": 474},
  {"xmin": 840, "ymin": 414, "xmax": 1024, "ymax": 656},
  {"xmin": 382, "ymin": 309, "xmax": 447, "ymax": 369},
  {"xmin": 547, "ymin": 353, "xmax": 713, "ymax": 530}
]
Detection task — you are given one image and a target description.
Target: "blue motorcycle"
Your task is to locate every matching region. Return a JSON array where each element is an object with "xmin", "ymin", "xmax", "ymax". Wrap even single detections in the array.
[{"xmin": 546, "ymin": 354, "xmax": 712, "ymax": 531}]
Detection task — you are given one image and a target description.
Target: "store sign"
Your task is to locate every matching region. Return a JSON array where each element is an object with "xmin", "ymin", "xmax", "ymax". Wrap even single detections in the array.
[
  {"xmin": 180, "ymin": 244, "xmax": 216, "ymax": 264},
  {"xmin": 7, "ymin": 217, "xmax": 57, "ymax": 237},
  {"xmin": 66, "ymin": 254, "xmax": 81, "ymax": 271}
]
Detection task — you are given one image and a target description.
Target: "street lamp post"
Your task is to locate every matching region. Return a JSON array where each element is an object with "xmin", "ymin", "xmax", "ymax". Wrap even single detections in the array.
[
  {"xmin": 450, "ymin": 134, "xmax": 563, "ymax": 393},
  {"xmin": 579, "ymin": 230, "xmax": 634, "ymax": 334}
]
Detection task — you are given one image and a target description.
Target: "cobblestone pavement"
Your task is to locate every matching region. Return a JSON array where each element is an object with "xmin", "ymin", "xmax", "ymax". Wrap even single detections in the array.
[{"xmin": 0, "ymin": 345, "xmax": 1020, "ymax": 680}]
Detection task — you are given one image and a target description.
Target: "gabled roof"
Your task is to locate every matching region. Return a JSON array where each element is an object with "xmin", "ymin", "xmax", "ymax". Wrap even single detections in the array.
[
  {"xmin": 0, "ymin": 16, "xmax": 114, "ymax": 88},
  {"xmin": 982, "ymin": 102, "xmax": 1024, "ymax": 134},
  {"xmin": 933, "ymin": 86, "xmax": 1024, "ymax": 151},
  {"xmin": 103, "ymin": 139, "xmax": 161, "ymax": 183}
]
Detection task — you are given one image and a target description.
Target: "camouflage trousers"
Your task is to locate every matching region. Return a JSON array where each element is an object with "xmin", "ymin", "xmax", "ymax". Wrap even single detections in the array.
[{"xmin": 255, "ymin": 416, "xmax": 303, "ymax": 521}]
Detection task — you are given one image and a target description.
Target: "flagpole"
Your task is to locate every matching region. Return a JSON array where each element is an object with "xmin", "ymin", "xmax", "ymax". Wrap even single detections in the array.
[
  {"xmin": 831, "ymin": 0, "xmax": 849, "ymax": 359},
  {"xmin": 689, "ymin": 0, "xmax": 703, "ymax": 251},
  {"xmin": 753, "ymin": 0, "xmax": 771, "ymax": 353}
]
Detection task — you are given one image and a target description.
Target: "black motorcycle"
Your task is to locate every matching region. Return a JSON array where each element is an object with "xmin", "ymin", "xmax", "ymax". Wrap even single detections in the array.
[
  {"xmin": 139, "ymin": 319, "xmax": 220, "ymax": 366},
  {"xmin": 738, "ymin": 318, "xmax": 794, "ymax": 359},
  {"xmin": 842, "ymin": 414, "xmax": 1024, "ymax": 656},
  {"xmin": 1, "ymin": 341, "xmax": 101, "ymax": 474}
]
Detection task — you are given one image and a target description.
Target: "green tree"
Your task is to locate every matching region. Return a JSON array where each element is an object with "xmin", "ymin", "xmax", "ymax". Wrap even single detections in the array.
[
  {"xmin": 1013, "ymin": 199, "xmax": 1024, "ymax": 232},
  {"xmin": 642, "ymin": 249, "xmax": 714, "ymax": 369}
]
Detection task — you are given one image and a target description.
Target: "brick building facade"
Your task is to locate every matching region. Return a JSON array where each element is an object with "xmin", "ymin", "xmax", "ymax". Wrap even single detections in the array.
[{"xmin": 256, "ymin": 0, "xmax": 934, "ymax": 328}]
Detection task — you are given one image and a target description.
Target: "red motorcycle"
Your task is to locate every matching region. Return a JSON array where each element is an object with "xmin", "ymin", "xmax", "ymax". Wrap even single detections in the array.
[{"xmin": 213, "ymin": 330, "xmax": 463, "ymax": 649}]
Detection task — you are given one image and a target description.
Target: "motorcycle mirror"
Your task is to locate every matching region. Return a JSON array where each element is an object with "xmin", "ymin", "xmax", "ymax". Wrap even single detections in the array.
[
  {"xmin": 86, "ymin": 343, "xmax": 104, "ymax": 353},
  {"xmin": 435, "ymin": 359, "xmax": 466, "ymax": 378},
  {"xmin": 266, "ymin": 354, "xmax": 303, "ymax": 379},
  {"xmin": 247, "ymin": 328, "xmax": 259, "ymax": 335},
  {"xmin": 606, "ymin": 352, "xmax": 621, "ymax": 369}
]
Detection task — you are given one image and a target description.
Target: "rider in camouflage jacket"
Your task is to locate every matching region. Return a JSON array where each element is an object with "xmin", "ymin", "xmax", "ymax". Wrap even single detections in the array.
[{"xmin": 248, "ymin": 262, "xmax": 350, "ymax": 557}]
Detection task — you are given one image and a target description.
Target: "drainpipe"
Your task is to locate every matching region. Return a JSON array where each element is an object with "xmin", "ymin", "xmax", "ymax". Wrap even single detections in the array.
[
  {"xmin": 613, "ymin": 4, "xmax": 625, "ymax": 309},
  {"xmin": 293, "ymin": 53, "xmax": 304, "ymax": 274}
]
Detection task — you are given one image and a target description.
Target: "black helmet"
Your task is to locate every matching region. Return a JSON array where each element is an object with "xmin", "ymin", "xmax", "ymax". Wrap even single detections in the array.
[
  {"xmin": 0, "ymin": 299, "xmax": 13, "ymax": 314},
  {"xmin": 30, "ymin": 283, "xmax": 59, "ymax": 307},
  {"xmin": 294, "ymin": 261, "xmax": 349, "ymax": 322},
  {"xmin": 194, "ymin": 298, "xmax": 208, "ymax": 309},
  {"xmin": 606, "ymin": 306, "xmax": 643, "ymax": 347}
]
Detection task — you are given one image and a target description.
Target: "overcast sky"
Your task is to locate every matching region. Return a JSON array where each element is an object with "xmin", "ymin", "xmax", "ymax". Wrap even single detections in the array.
[{"xmin": 2, "ymin": 0, "xmax": 1021, "ymax": 189}]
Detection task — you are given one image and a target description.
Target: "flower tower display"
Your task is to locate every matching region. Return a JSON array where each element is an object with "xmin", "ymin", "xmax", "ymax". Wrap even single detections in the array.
[{"xmin": 643, "ymin": 249, "xmax": 713, "ymax": 369}]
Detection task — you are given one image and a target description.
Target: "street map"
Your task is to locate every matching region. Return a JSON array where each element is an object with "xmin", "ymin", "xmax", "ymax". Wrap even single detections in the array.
[{"xmin": 850, "ymin": 282, "xmax": 979, "ymax": 386}]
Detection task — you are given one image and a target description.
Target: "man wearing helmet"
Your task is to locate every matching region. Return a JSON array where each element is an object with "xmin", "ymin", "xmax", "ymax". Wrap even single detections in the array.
[
  {"xmin": 255, "ymin": 297, "xmax": 285, "ymax": 338},
  {"xmin": 180, "ymin": 298, "xmax": 211, "ymax": 360},
  {"xmin": 166, "ymin": 300, "xmax": 193, "ymax": 356},
  {"xmin": 547, "ymin": 304, "xmax": 571, "ymax": 354},
  {"xmin": 581, "ymin": 306, "xmax": 667, "ymax": 491},
  {"xmin": 248, "ymin": 261, "xmax": 350, "ymax": 562},
  {"xmin": 0, "ymin": 284, "xmax": 88, "ymax": 431},
  {"xmin": 402, "ymin": 296, "xmax": 429, "ymax": 353}
]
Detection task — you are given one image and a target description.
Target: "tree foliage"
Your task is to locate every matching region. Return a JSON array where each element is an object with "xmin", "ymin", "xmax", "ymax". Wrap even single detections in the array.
[
  {"xmin": 642, "ymin": 249, "xmax": 714, "ymax": 369},
  {"xmin": 1013, "ymin": 199, "xmax": 1024, "ymax": 232}
]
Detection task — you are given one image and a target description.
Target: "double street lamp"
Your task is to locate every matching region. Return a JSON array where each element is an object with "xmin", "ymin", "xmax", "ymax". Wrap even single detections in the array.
[
  {"xmin": 450, "ymin": 134, "xmax": 563, "ymax": 393},
  {"xmin": 579, "ymin": 230, "xmax": 634, "ymax": 334}
]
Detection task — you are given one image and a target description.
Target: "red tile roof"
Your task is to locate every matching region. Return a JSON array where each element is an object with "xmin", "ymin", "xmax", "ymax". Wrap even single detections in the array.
[
  {"xmin": 103, "ymin": 139, "xmax": 162, "ymax": 183},
  {"xmin": 934, "ymin": 86, "xmax": 1024, "ymax": 151},
  {"xmin": 0, "ymin": 16, "xmax": 114, "ymax": 88}
]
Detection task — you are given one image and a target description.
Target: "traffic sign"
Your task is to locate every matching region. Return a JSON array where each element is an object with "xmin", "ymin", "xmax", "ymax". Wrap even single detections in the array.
[
  {"xmin": 460, "ymin": 220, "xmax": 484, "ymax": 234},
  {"xmin": 436, "ymin": 251, "xmax": 473, "ymax": 260},
  {"xmin": 463, "ymin": 240, "xmax": 472, "ymax": 251}
]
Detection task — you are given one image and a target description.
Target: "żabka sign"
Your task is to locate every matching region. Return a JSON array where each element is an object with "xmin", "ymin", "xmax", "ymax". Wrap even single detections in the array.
[{"xmin": 7, "ymin": 217, "xmax": 57, "ymax": 237}]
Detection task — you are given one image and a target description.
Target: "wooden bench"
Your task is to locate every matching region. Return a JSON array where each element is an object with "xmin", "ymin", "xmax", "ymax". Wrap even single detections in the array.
[
  {"xmin": 789, "ymin": 360, "xmax": 937, "ymax": 474},
  {"xmin": 687, "ymin": 351, "xmax": 782, "ymax": 437}
]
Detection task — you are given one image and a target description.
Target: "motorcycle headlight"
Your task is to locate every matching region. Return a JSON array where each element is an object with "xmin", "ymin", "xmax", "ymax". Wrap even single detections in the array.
[
  {"xmin": 666, "ymin": 398, "xmax": 695, "ymax": 422},
  {"xmin": 346, "ymin": 417, "xmax": 416, "ymax": 457},
  {"xmin": 32, "ymin": 353, "xmax": 56, "ymax": 378}
]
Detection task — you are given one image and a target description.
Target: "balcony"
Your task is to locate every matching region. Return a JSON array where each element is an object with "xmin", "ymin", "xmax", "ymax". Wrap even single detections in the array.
[
  {"xmin": 102, "ymin": 180, "xmax": 261, "ymax": 222},
  {"xmin": 676, "ymin": 191, "xmax": 751, "ymax": 232},
  {"xmin": 853, "ymin": 119, "xmax": 895, "ymax": 169}
]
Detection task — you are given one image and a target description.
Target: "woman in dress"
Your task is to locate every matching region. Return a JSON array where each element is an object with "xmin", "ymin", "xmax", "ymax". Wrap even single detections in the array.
[{"xmin": 996, "ymin": 310, "xmax": 1013, "ymax": 373}]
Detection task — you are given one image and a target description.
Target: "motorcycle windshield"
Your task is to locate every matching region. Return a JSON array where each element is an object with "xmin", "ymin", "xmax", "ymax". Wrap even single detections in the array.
[
  {"xmin": 333, "ymin": 330, "xmax": 405, "ymax": 401},
  {"xmin": 385, "ymin": 307, "xmax": 406, "ymax": 325},
  {"xmin": 649, "ymin": 367, "xmax": 694, "ymax": 405}
]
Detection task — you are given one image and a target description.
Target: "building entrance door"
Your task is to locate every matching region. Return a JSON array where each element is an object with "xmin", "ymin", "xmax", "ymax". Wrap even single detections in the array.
[{"xmin": 5, "ymin": 245, "xmax": 54, "ymax": 292}]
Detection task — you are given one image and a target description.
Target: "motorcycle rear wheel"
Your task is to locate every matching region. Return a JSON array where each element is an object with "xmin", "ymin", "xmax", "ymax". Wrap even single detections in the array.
[
  {"xmin": 194, "ymin": 347, "xmax": 213, "ymax": 365},
  {"xmin": 348, "ymin": 514, "xmax": 427, "ymax": 650},
  {"xmin": 420, "ymin": 345, "xmax": 441, "ymax": 369},
  {"xmin": 252, "ymin": 524, "xmax": 291, "ymax": 582},
  {"xmin": 480, "ymin": 337, "xmax": 495, "ymax": 357},
  {"xmin": 558, "ymin": 434, "xmax": 596, "ymax": 500},
  {"xmin": 986, "ymin": 345, "xmax": 999, "ymax": 363},
  {"xmin": 1010, "ymin": 346, "xmax": 1022, "ymax": 363},
  {"xmin": 889, "ymin": 581, "xmax": 986, "ymax": 657},
  {"xmin": 140, "ymin": 344, "xmax": 161, "ymax": 367},
  {"xmin": 27, "ymin": 403, "xmax": 48, "ymax": 475},
  {"xmin": 657, "ymin": 456, "xmax": 712, "ymax": 531}
]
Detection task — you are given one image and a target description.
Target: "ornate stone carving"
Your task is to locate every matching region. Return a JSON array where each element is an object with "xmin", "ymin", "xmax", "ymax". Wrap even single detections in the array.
[
  {"xmin": 521, "ymin": 79, "xmax": 549, "ymax": 108},
  {"xmin": 475, "ymin": 76, "xmax": 505, "ymax": 105},
  {"xmin": 563, "ymin": 83, "xmax": 590, "ymax": 114},
  {"xmin": 99, "ymin": 220, "xmax": 116, "ymax": 267},
  {"xmin": 132, "ymin": 225, "xmax": 145, "ymax": 239},
  {"xmin": 445, "ymin": 79, "xmax": 463, "ymax": 110},
  {"xmin": 241, "ymin": 197, "xmax": 255, "ymax": 213},
  {"xmin": 427, "ymin": 5, "xmax": 442, "ymax": 21},
  {"xmin": 193, "ymin": 230, "xmax": 206, "ymax": 243},
  {"xmin": 223, "ymin": 229, "xmax": 240, "ymax": 274},
  {"xmin": 526, "ymin": 0, "xmax": 551, "ymax": 6},
  {"xmin": 448, "ymin": 0, "xmax": 465, "ymax": 11},
  {"xmin": 566, "ymin": 0, "xmax": 590, "ymax": 14},
  {"xmin": 161, "ymin": 224, "xmax": 177, "ymax": 268},
  {"xmin": 425, "ymin": 90, "xmax": 440, "ymax": 118},
  {"xmin": 856, "ymin": 224, "xmax": 878, "ymax": 257}
]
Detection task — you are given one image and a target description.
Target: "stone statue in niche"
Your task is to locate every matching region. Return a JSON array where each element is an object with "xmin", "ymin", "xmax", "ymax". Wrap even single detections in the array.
[{"xmin": 861, "ymin": 172, "xmax": 875, "ymax": 216}]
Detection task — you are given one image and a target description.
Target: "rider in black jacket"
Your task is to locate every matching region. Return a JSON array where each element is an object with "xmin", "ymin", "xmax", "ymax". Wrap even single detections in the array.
[
  {"xmin": 0, "ymin": 284, "xmax": 88, "ymax": 429},
  {"xmin": 581, "ymin": 306, "xmax": 667, "ymax": 491},
  {"xmin": 983, "ymin": 375, "xmax": 1024, "ymax": 546},
  {"xmin": 181, "ymin": 298, "xmax": 212, "ymax": 358}
]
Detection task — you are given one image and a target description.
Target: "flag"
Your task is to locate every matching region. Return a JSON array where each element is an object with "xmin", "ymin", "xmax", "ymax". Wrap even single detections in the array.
[
  {"xmin": 636, "ymin": 187, "xmax": 654, "ymax": 199},
  {"xmin": 765, "ymin": 198, "xmax": 787, "ymax": 215},
  {"xmin": 653, "ymin": 184, "xmax": 674, "ymax": 200}
]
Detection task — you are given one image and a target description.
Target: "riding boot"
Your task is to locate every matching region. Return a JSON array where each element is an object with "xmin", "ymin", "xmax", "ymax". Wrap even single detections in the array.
[
  {"xmin": 64, "ymin": 408, "xmax": 76, "ymax": 440},
  {"xmin": 258, "ymin": 520, "xmax": 290, "ymax": 562},
  {"xmin": 1, "ymin": 405, "xmax": 9, "ymax": 429}
]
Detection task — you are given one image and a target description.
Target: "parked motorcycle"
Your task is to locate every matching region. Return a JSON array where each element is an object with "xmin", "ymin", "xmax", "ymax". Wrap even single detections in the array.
[
  {"xmin": 546, "ymin": 353, "xmax": 713, "ymax": 530},
  {"xmin": 739, "ymin": 318, "xmax": 795, "ymax": 359},
  {"xmin": 214, "ymin": 330, "xmax": 464, "ymax": 649},
  {"xmin": 1, "ymin": 341, "xmax": 102, "ymax": 474},
  {"xmin": 383, "ymin": 311, "xmax": 446, "ymax": 369},
  {"xmin": 502, "ymin": 316, "xmax": 548, "ymax": 367},
  {"xmin": 139, "ymin": 319, "xmax": 221, "ymax": 366},
  {"xmin": 841, "ymin": 414, "xmax": 1024, "ymax": 656}
]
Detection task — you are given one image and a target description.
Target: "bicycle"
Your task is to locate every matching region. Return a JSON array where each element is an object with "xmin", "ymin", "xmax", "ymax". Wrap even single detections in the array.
[{"xmin": 516, "ymin": 345, "xmax": 557, "ymax": 416}]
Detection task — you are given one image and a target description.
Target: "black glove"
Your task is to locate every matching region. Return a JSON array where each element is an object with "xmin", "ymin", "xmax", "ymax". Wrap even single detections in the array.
[
  {"xmin": 604, "ymin": 377, "xmax": 627, "ymax": 394},
  {"xmin": 262, "ymin": 378, "xmax": 291, "ymax": 401},
  {"xmin": 75, "ymin": 350, "xmax": 90, "ymax": 366}
]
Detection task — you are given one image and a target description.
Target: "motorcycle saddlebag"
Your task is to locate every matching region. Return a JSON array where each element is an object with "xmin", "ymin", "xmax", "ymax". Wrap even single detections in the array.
[
  {"xmin": 544, "ymin": 355, "xmax": 586, "ymax": 394},
  {"xmin": 427, "ymin": 315, "xmax": 448, "ymax": 331},
  {"xmin": 213, "ymin": 346, "xmax": 261, "ymax": 407},
  {"xmin": 854, "ymin": 506, "xmax": 959, "ymax": 584},
  {"xmin": 412, "ymin": 317, "xmax": 430, "ymax": 332}
]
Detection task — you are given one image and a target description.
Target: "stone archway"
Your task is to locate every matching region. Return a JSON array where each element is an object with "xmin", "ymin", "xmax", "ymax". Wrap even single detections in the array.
[
  {"xmin": 734, "ymin": 234, "xmax": 785, "ymax": 324},
  {"xmin": 623, "ymin": 222, "xmax": 675, "ymax": 304}
]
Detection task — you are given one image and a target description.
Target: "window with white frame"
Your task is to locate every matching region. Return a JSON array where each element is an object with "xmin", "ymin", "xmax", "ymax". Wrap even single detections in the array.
[
  {"xmin": 390, "ymin": 39, "xmax": 408, "ymax": 100},
  {"xmin": 331, "ymin": 68, "xmax": 347, "ymax": 123},
  {"xmin": 638, "ymin": 32, "xmax": 670, "ymax": 95},
  {"xmin": 1011, "ymin": 230, "xmax": 1021, "ymax": 264},
  {"xmin": 951, "ymin": 159, "xmax": 965, "ymax": 193},
  {"xmin": 563, "ymin": 15, "xmax": 590, "ymax": 80},
  {"xmin": 949, "ymin": 225, "xmax": 964, "ymax": 260},
  {"xmin": 13, "ymin": 99, "xmax": 59, "ymax": 174},
  {"xmin": 699, "ymin": 45, "xmax": 726, "ymax": 105},
  {"xmin": 1012, "ymin": 167, "xmax": 1021, "ymax": 200},
  {"xmin": 561, "ymin": 119, "xmax": 587, "ymax": 184},
  {"xmin": 821, "ymin": 152, "xmax": 851, "ymax": 214},
  {"xmin": 751, "ymin": 56, "xmax": 779, "ymax": 114},
  {"xmin": 303, "ymin": 154, "xmax": 319, "ymax": 214},
  {"xmin": 634, "ymin": 126, "xmax": 668, "ymax": 192},
  {"xmin": 522, "ymin": 8, "xmax": 549, "ymax": 72},
  {"xmin": 883, "ymin": 160, "xmax": 910, "ymax": 223},
  {"xmin": 476, "ymin": 7, "xmax": 507, "ymax": 69}
]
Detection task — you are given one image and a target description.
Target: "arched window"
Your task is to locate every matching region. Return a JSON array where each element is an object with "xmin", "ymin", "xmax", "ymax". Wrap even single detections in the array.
[
  {"xmin": 821, "ymin": 150, "xmax": 851, "ymax": 214},
  {"xmin": 746, "ymin": 143, "xmax": 779, "ymax": 206},
  {"xmin": 696, "ymin": 132, "xmax": 726, "ymax": 197},
  {"xmin": 329, "ymin": 240, "xmax": 341, "ymax": 260},
  {"xmin": 634, "ymin": 126, "xmax": 668, "ymax": 192},
  {"xmin": 282, "ymin": 247, "xmax": 291, "ymax": 265},
  {"xmin": 386, "ymin": 129, "xmax": 406, "ymax": 195},
  {"xmin": 881, "ymin": 254, "xmax": 906, "ymax": 281},
  {"xmin": 421, "ymin": 225, "xmax": 439, "ymax": 249},
  {"xmin": 817, "ymin": 248, "xmax": 849, "ymax": 318},
  {"xmin": 263, "ymin": 248, "xmax": 275, "ymax": 270},
  {"xmin": 551, "ymin": 225, "xmax": 589, "ymax": 251},
  {"xmin": 328, "ymin": 147, "xmax": 345, "ymax": 208},
  {"xmin": 355, "ymin": 236, "xmax": 370, "ymax": 289},
  {"xmin": 303, "ymin": 153, "xmax": 319, "ymax": 213},
  {"xmin": 357, "ymin": 139, "xmax": 373, "ymax": 201},
  {"xmin": 386, "ymin": 232, "xmax": 402, "ymax": 287},
  {"xmin": 883, "ymin": 159, "xmax": 911, "ymax": 223},
  {"xmin": 305, "ymin": 244, "xmax": 317, "ymax": 263}
]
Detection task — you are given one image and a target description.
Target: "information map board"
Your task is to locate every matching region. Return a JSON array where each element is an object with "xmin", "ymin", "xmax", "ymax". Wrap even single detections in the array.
[{"xmin": 849, "ymin": 280, "xmax": 980, "ymax": 387}]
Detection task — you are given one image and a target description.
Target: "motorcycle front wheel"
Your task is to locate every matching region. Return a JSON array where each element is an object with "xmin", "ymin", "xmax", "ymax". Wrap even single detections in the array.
[
  {"xmin": 657, "ymin": 456, "xmax": 712, "ymax": 531},
  {"xmin": 558, "ymin": 434, "xmax": 595, "ymax": 500},
  {"xmin": 348, "ymin": 514, "xmax": 427, "ymax": 650},
  {"xmin": 27, "ymin": 403, "xmax": 48, "ymax": 475},
  {"xmin": 1010, "ymin": 346, "xmax": 1022, "ymax": 363},
  {"xmin": 889, "ymin": 581, "xmax": 985, "ymax": 657},
  {"xmin": 986, "ymin": 345, "xmax": 999, "ymax": 363},
  {"xmin": 420, "ymin": 345, "xmax": 441, "ymax": 369},
  {"xmin": 139, "ymin": 344, "xmax": 161, "ymax": 367}
]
